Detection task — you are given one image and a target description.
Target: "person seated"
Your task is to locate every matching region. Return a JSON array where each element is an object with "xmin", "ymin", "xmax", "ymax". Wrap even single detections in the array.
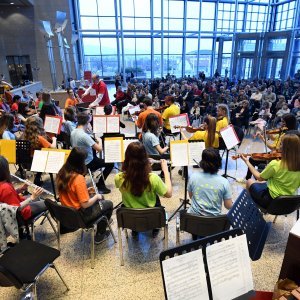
[
  {"xmin": 114, "ymin": 142, "xmax": 172, "ymax": 236},
  {"xmin": 103, "ymin": 104, "xmax": 125, "ymax": 128},
  {"xmin": 71, "ymin": 113, "xmax": 114, "ymax": 194},
  {"xmin": 10, "ymin": 95, "xmax": 20, "ymax": 114},
  {"xmin": 240, "ymin": 134, "xmax": 300, "ymax": 209},
  {"xmin": 56, "ymin": 147, "xmax": 113, "ymax": 244},
  {"xmin": 180, "ymin": 116, "xmax": 219, "ymax": 148},
  {"xmin": 39, "ymin": 92, "xmax": 62, "ymax": 122},
  {"xmin": 162, "ymin": 95, "xmax": 180, "ymax": 134},
  {"xmin": 35, "ymin": 92, "xmax": 44, "ymax": 111},
  {"xmin": 65, "ymin": 89, "xmax": 80, "ymax": 108},
  {"xmin": 232, "ymin": 100, "xmax": 250, "ymax": 128},
  {"xmin": 187, "ymin": 148, "xmax": 232, "ymax": 221},
  {"xmin": 216, "ymin": 104, "xmax": 229, "ymax": 133},
  {"xmin": 0, "ymin": 155, "xmax": 46, "ymax": 237},
  {"xmin": 273, "ymin": 103, "xmax": 290, "ymax": 127},
  {"xmin": 0, "ymin": 113, "xmax": 16, "ymax": 140},
  {"xmin": 111, "ymin": 86, "xmax": 127, "ymax": 113},
  {"xmin": 189, "ymin": 101, "xmax": 200, "ymax": 124}
]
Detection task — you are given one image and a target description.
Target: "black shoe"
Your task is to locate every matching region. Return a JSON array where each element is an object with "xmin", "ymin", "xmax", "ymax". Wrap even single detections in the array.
[
  {"xmin": 132, "ymin": 230, "xmax": 138, "ymax": 239},
  {"xmin": 193, "ymin": 165, "xmax": 200, "ymax": 168},
  {"xmin": 97, "ymin": 186, "xmax": 111, "ymax": 194},
  {"xmin": 152, "ymin": 228, "xmax": 160, "ymax": 238},
  {"xmin": 94, "ymin": 232, "xmax": 109, "ymax": 245},
  {"xmin": 178, "ymin": 169, "xmax": 182, "ymax": 176}
]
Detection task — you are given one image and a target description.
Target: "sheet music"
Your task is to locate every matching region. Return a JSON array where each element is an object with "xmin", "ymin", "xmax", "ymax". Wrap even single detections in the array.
[
  {"xmin": 162, "ymin": 249, "xmax": 209, "ymax": 300},
  {"xmin": 206, "ymin": 234, "xmax": 253, "ymax": 300},
  {"xmin": 220, "ymin": 125, "xmax": 240, "ymax": 150},
  {"xmin": 45, "ymin": 151, "xmax": 66, "ymax": 174},
  {"xmin": 44, "ymin": 116, "xmax": 61, "ymax": 134},
  {"xmin": 128, "ymin": 105, "xmax": 140, "ymax": 115},
  {"xmin": 170, "ymin": 141, "xmax": 189, "ymax": 166},
  {"xmin": 123, "ymin": 139, "xmax": 139, "ymax": 155},
  {"xmin": 169, "ymin": 114, "xmax": 189, "ymax": 133},
  {"xmin": 107, "ymin": 116, "xmax": 120, "ymax": 133},
  {"xmin": 104, "ymin": 139, "xmax": 122, "ymax": 163},
  {"xmin": 290, "ymin": 218, "xmax": 300, "ymax": 237},
  {"xmin": 95, "ymin": 106, "xmax": 105, "ymax": 115},
  {"xmin": 31, "ymin": 150, "xmax": 48, "ymax": 172},
  {"xmin": 93, "ymin": 116, "xmax": 106, "ymax": 133},
  {"xmin": 188, "ymin": 142, "xmax": 205, "ymax": 165}
]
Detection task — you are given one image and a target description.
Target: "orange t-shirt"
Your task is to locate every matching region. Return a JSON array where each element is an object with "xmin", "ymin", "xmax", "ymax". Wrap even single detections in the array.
[
  {"xmin": 136, "ymin": 107, "xmax": 163, "ymax": 129},
  {"xmin": 65, "ymin": 98, "xmax": 78, "ymax": 108},
  {"xmin": 59, "ymin": 174, "xmax": 89, "ymax": 210},
  {"xmin": 38, "ymin": 136, "xmax": 51, "ymax": 148}
]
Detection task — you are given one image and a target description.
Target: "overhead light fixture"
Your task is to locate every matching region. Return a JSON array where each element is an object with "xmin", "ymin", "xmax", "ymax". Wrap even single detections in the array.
[{"xmin": 10, "ymin": 2, "xmax": 14, "ymax": 4}]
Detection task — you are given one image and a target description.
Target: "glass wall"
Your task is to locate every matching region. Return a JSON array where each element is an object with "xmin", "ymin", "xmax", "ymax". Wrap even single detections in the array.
[{"xmin": 76, "ymin": 0, "xmax": 300, "ymax": 79}]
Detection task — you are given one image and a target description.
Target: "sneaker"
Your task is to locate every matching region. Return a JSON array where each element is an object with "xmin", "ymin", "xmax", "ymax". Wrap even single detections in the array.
[
  {"xmin": 94, "ymin": 232, "xmax": 109, "ymax": 245},
  {"xmin": 97, "ymin": 186, "xmax": 111, "ymax": 194},
  {"xmin": 152, "ymin": 228, "xmax": 160, "ymax": 238},
  {"xmin": 236, "ymin": 177, "xmax": 246, "ymax": 184}
]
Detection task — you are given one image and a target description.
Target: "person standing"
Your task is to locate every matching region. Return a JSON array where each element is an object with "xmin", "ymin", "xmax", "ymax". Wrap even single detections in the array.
[{"xmin": 162, "ymin": 96, "xmax": 180, "ymax": 134}]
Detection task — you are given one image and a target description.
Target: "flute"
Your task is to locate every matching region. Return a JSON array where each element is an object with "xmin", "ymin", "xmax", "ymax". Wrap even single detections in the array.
[
  {"xmin": 88, "ymin": 168, "xmax": 99, "ymax": 195},
  {"xmin": 11, "ymin": 174, "xmax": 55, "ymax": 197}
]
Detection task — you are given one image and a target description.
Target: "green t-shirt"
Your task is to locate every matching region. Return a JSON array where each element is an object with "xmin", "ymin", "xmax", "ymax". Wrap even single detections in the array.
[
  {"xmin": 261, "ymin": 160, "xmax": 300, "ymax": 199},
  {"xmin": 114, "ymin": 172, "xmax": 167, "ymax": 208}
]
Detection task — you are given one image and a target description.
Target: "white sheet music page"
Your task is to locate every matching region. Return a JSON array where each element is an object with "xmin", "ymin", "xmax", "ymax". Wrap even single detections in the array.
[
  {"xmin": 170, "ymin": 141, "xmax": 189, "ymax": 167},
  {"xmin": 93, "ymin": 116, "xmax": 106, "ymax": 133},
  {"xmin": 104, "ymin": 139, "xmax": 122, "ymax": 163},
  {"xmin": 31, "ymin": 150, "xmax": 48, "ymax": 172},
  {"xmin": 95, "ymin": 106, "xmax": 105, "ymax": 115},
  {"xmin": 162, "ymin": 248, "xmax": 209, "ymax": 300},
  {"xmin": 290, "ymin": 218, "xmax": 300, "ymax": 238},
  {"xmin": 206, "ymin": 234, "xmax": 254, "ymax": 300},
  {"xmin": 188, "ymin": 142, "xmax": 205, "ymax": 165},
  {"xmin": 107, "ymin": 116, "xmax": 120, "ymax": 133},
  {"xmin": 169, "ymin": 114, "xmax": 189, "ymax": 133},
  {"xmin": 123, "ymin": 139, "xmax": 139, "ymax": 155},
  {"xmin": 44, "ymin": 116, "xmax": 61, "ymax": 134},
  {"xmin": 220, "ymin": 125, "xmax": 240, "ymax": 150},
  {"xmin": 45, "ymin": 151, "xmax": 66, "ymax": 174},
  {"xmin": 128, "ymin": 105, "xmax": 140, "ymax": 115}
]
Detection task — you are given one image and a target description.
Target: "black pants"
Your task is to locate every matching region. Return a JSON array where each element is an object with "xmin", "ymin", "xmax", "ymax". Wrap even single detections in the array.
[
  {"xmin": 17, "ymin": 200, "xmax": 47, "ymax": 226},
  {"xmin": 79, "ymin": 200, "xmax": 113, "ymax": 234},
  {"xmin": 86, "ymin": 156, "xmax": 114, "ymax": 188},
  {"xmin": 246, "ymin": 157, "xmax": 267, "ymax": 180}
]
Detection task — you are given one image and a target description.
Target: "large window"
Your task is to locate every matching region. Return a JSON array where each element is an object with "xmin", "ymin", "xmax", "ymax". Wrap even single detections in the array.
[{"xmin": 76, "ymin": 0, "xmax": 300, "ymax": 78}]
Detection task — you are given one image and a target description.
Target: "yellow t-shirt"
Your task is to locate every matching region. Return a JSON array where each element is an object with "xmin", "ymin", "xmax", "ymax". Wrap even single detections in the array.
[
  {"xmin": 269, "ymin": 134, "xmax": 284, "ymax": 150},
  {"xmin": 162, "ymin": 104, "xmax": 180, "ymax": 130},
  {"xmin": 190, "ymin": 131, "xmax": 219, "ymax": 148},
  {"xmin": 216, "ymin": 117, "xmax": 229, "ymax": 133}
]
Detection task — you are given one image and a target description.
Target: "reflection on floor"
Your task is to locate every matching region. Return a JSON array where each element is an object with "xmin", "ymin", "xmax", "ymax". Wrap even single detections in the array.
[{"xmin": 1, "ymin": 86, "xmax": 296, "ymax": 299}]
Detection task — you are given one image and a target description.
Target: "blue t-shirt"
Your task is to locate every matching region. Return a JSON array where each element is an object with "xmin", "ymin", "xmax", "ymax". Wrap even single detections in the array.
[
  {"xmin": 63, "ymin": 120, "xmax": 77, "ymax": 135},
  {"xmin": 142, "ymin": 131, "xmax": 160, "ymax": 155},
  {"xmin": 71, "ymin": 128, "xmax": 95, "ymax": 165},
  {"xmin": 2, "ymin": 130, "xmax": 15, "ymax": 140},
  {"xmin": 187, "ymin": 171, "xmax": 232, "ymax": 216}
]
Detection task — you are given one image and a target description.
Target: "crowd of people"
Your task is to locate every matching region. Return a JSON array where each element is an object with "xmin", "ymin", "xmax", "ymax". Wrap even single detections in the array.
[{"xmin": 0, "ymin": 72, "xmax": 300, "ymax": 246}]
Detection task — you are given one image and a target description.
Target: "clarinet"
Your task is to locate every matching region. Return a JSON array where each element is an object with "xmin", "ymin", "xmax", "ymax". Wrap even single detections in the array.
[{"xmin": 11, "ymin": 174, "xmax": 55, "ymax": 197}]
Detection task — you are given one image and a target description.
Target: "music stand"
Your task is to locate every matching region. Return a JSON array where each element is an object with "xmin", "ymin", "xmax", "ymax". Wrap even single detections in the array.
[{"xmin": 160, "ymin": 228, "xmax": 255, "ymax": 300}]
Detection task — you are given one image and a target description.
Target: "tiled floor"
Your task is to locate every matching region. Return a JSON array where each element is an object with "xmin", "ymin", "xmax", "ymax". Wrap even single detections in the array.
[{"xmin": 1, "ymin": 86, "xmax": 297, "ymax": 299}]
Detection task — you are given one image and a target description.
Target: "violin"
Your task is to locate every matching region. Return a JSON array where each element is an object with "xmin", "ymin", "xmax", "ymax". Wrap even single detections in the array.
[
  {"xmin": 232, "ymin": 151, "xmax": 282, "ymax": 161},
  {"xmin": 266, "ymin": 127, "xmax": 288, "ymax": 135},
  {"xmin": 155, "ymin": 105, "xmax": 168, "ymax": 112}
]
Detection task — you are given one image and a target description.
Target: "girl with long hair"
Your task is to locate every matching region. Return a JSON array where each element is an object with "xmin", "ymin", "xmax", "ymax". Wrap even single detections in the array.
[
  {"xmin": 64, "ymin": 89, "xmax": 80, "ymax": 108},
  {"xmin": 180, "ymin": 116, "xmax": 219, "ymax": 148},
  {"xmin": 115, "ymin": 142, "xmax": 172, "ymax": 208},
  {"xmin": 0, "ymin": 155, "xmax": 45, "ymax": 225},
  {"xmin": 56, "ymin": 147, "xmax": 113, "ymax": 244},
  {"xmin": 142, "ymin": 113, "xmax": 168, "ymax": 155},
  {"xmin": 241, "ymin": 134, "xmax": 300, "ymax": 208},
  {"xmin": 0, "ymin": 113, "xmax": 16, "ymax": 140}
]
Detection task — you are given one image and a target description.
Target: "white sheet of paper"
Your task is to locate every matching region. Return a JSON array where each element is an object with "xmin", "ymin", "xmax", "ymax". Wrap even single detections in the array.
[
  {"xmin": 95, "ymin": 106, "xmax": 105, "ymax": 115},
  {"xmin": 188, "ymin": 142, "xmax": 205, "ymax": 165},
  {"xmin": 162, "ymin": 249, "xmax": 209, "ymax": 300},
  {"xmin": 45, "ymin": 151, "xmax": 66, "ymax": 174},
  {"xmin": 170, "ymin": 142, "xmax": 189, "ymax": 167},
  {"xmin": 220, "ymin": 125, "xmax": 240, "ymax": 150},
  {"xmin": 31, "ymin": 150, "xmax": 48, "ymax": 172},
  {"xmin": 123, "ymin": 139, "xmax": 139, "ymax": 155},
  {"xmin": 93, "ymin": 116, "xmax": 106, "ymax": 133},
  {"xmin": 206, "ymin": 234, "xmax": 254, "ymax": 300},
  {"xmin": 290, "ymin": 218, "xmax": 300, "ymax": 237},
  {"xmin": 129, "ymin": 105, "xmax": 140, "ymax": 115},
  {"xmin": 44, "ymin": 116, "xmax": 61, "ymax": 134},
  {"xmin": 107, "ymin": 116, "xmax": 120, "ymax": 133},
  {"xmin": 169, "ymin": 114, "xmax": 188, "ymax": 133},
  {"xmin": 104, "ymin": 139, "xmax": 122, "ymax": 163}
]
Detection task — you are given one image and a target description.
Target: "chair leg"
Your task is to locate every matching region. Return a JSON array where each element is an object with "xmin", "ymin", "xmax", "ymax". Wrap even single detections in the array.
[
  {"xmin": 46, "ymin": 214, "xmax": 58, "ymax": 236},
  {"xmin": 273, "ymin": 216, "xmax": 278, "ymax": 223},
  {"xmin": 118, "ymin": 227, "xmax": 124, "ymax": 266},
  {"xmin": 52, "ymin": 264, "xmax": 70, "ymax": 291},
  {"xmin": 81, "ymin": 229, "xmax": 84, "ymax": 242},
  {"xmin": 164, "ymin": 226, "xmax": 168, "ymax": 250},
  {"xmin": 176, "ymin": 227, "xmax": 180, "ymax": 246},
  {"xmin": 33, "ymin": 283, "xmax": 37, "ymax": 299},
  {"xmin": 90, "ymin": 228, "xmax": 95, "ymax": 269},
  {"xmin": 57, "ymin": 221, "xmax": 61, "ymax": 251},
  {"xmin": 31, "ymin": 223, "xmax": 35, "ymax": 241},
  {"xmin": 297, "ymin": 209, "xmax": 299, "ymax": 221},
  {"xmin": 125, "ymin": 229, "xmax": 128, "ymax": 239},
  {"xmin": 106, "ymin": 218, "xmax": 117, "ymax": 243}
]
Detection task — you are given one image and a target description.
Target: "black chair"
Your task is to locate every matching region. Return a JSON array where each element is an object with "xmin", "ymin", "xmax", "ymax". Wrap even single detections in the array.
[
  {"xmin": 57, "ymin": 131, "xmax": 71, "ymax": 149},
  {"xmin": 176, "ymin": 210, "xmax": 230, "ymax": 245},
  {"xmin": 15, "ymin": 140, "xmax": 32, "ymax": 178},
  {"xmin": 0, "ymin": 240, "xmax": 69, "ymax": 299},
  {"xmin": 257, "ymin": 195, "xmax": 300, "ymax": 223},
  {"xmin": 44, "ymin": 199, "xmax": 116, "ymax": 269},
  {"xmin": 116, "ymin": 207, "xmax": 168, "ymax": 266}
]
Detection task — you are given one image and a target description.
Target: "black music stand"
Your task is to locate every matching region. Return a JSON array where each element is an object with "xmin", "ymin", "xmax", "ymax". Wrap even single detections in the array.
[{"xmin": 160, "ymin": 228, "xmax": 255, "ymax": 300}]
